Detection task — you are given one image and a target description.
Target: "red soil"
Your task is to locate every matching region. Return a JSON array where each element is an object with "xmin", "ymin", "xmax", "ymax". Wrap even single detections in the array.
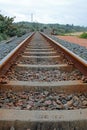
[{"xmin": 57, "ymin": 36, "xmax": 87, "ymax": 48}]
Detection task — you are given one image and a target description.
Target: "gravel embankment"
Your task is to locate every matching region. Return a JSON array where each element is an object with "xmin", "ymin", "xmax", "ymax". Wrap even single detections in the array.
[
  {"xmin": 48, "ymin": 35, "xmax": 87, "ymax": 61},
  {"xmin": 0, "ymin": 33, "xmax": 32, "ymax": 61},
  {"xmin": 0, "ymin": 90, "xmax": 87, "ymax": 110}
]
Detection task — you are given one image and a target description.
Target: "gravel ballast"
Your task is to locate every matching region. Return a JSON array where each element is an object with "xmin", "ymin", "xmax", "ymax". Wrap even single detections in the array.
[
  {"xmin": 48, "ymin": 35, "xmax": 87, "ymax": 61},
  {"xmin": 0, "ymin": 90, "xmax": 87, "ymax": 110},
  {"xmin": 0, "ymin": 33, "xmax": 32, "ymax": 61},
  {"xmin": 7, "ymin": 67, "xmax": 82, "ymax": 81}
]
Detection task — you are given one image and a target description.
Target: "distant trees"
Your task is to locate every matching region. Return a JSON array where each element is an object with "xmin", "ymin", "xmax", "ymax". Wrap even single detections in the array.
[
  {"xmin": 48, "ymin": 24, "xmax": 87, "ymax": 35},
  {"xmin": 15, "ymin": 22, "xmax": 87, "ymax": 36}
]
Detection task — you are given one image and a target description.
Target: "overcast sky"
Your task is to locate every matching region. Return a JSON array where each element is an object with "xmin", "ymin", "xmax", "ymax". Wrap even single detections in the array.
[{"xmin": 0, "ymin": 0, "xmax": 87, "ymax": 26}]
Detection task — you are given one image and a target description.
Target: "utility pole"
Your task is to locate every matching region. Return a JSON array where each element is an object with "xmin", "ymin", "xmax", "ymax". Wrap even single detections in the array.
[{"xmin": 31, "ymin": 13, "xmax": 33, "ymax": 22}]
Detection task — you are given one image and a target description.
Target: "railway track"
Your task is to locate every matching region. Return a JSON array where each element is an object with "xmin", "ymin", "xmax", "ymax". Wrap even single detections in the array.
[{"xmin": 0, "ymin": 32, "xmax": 87, "ymax": 130}]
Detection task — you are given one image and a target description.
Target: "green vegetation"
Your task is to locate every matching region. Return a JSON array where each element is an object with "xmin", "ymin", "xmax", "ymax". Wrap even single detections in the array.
[
  {"xmin": 0, "ymin": 14, "xmax": 29, "ymax": 41},
  {"xmin": 0, "ymin": 14, "xmax": 17, "ymax": 41},
  {"xmin": 79, "ymin": 32, "xmax": 87, "ymax": 39},
  {"xmin": 0, "ymin": 13, "xmax": 87, "ymax": 41},
  {"xmin": 47, "ymin": 24, "xmax": 87, "ymax": 35},
  {"xmin": 15, "ymin": 22, "xmax": 87, "ymax": 35}
]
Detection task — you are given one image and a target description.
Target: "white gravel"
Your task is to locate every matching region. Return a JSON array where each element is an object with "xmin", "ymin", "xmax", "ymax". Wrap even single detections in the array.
[
  {"xmin": 0, "ymin": 33, "xmax": 32, "ymax": 61},
  {"xmin": 48, "ymin": 35, "xmax": 87, "ymax": 61}
]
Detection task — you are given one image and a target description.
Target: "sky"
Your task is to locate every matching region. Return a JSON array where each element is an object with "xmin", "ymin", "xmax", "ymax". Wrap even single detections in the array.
[{"xmin": 0, "ymin": 0, "xmax": 87, "ymax": 26}]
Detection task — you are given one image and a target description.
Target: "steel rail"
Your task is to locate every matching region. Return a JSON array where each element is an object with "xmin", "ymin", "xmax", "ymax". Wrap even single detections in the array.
[
  {"xmin": 40, "ymin": 32, "xmax": 87, "ymax": 77},
  {"xmin": 0, "ymin": 33, "xmax": 35, "ymax": 76}
]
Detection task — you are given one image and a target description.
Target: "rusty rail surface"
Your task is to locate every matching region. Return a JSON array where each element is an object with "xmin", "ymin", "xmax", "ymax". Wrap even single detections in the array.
[
  {"xmin": 40, "ymin": 32, "xmax": 87, "ymax": 77},
  {"xmin": 0, "ymin": 33, "xmax": 34, "ymax": 76}
]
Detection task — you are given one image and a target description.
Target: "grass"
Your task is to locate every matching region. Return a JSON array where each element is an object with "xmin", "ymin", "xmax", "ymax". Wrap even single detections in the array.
[{"xmin": 79, "ymin": 32, "xmax": 87, "ymax": 39}]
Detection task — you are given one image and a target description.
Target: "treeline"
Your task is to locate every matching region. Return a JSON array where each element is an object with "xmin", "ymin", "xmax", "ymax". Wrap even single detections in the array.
[
  {"xmin": 16, "ymin": 22, "xmax": 87, "ymax": 35},
  {"xmin": 44, "ymin": 24, "xmax": 87, "ymax": 35},
  {"xmin": 0, "ymin": 13, "xmax": 87, "ymax": 41}
]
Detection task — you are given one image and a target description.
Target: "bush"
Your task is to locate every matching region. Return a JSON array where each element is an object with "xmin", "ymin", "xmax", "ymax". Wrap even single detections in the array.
[
  {"xmin": 0, "ymin": 33, "xmax": 8, "ymax": 41},
  {"xmin": 79, "ymin": 32, "xmax": 87, "ymax": 38},
  {"xmin": 0, "ymin": 35, "xmax": 3, "ymax": 41},
  {"xmin": 1, "ymin": 33, "xmax": 8, "ymax": 40},
  {"xmin": 16, "ymin": 29, "xmax": 26, "ymax": 37}
]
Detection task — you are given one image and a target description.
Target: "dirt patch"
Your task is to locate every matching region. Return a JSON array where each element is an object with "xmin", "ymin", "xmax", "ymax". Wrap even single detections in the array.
[{"xmin": 57, "ymin": 36, "xmax": 87, "ymax": 48}]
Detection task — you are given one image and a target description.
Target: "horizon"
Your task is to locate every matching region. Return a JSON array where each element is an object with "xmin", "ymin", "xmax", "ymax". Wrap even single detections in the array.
[{"xmin": 14, "ymin": 21, "xmax": 87, "ymax": 28}]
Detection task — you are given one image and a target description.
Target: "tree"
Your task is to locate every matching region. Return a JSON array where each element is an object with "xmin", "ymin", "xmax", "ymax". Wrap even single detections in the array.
[{"xmin": 0, "ymin": 14, "xmax": 17, "ymax": 40}]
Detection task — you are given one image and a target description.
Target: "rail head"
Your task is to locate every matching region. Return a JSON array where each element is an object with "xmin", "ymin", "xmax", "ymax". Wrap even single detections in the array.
[{"xmin": 40, "ymin": 32, "xmax": 87, "ymax": 77}]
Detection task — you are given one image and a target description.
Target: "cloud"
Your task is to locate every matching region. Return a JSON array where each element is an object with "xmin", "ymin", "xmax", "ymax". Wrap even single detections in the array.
[{"xmin": 0, "ymin": 0, "xmax": 87, "ymax": 26}]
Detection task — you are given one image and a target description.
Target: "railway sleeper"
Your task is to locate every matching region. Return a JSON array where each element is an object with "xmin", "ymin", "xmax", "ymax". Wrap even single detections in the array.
[
  {"xmin": 16, "ymin": 64, "xmax": 73, "ymax": 72},
  {"xmin": 0, "ymin": 108, "xmax": 87, "ymax": 130}
]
